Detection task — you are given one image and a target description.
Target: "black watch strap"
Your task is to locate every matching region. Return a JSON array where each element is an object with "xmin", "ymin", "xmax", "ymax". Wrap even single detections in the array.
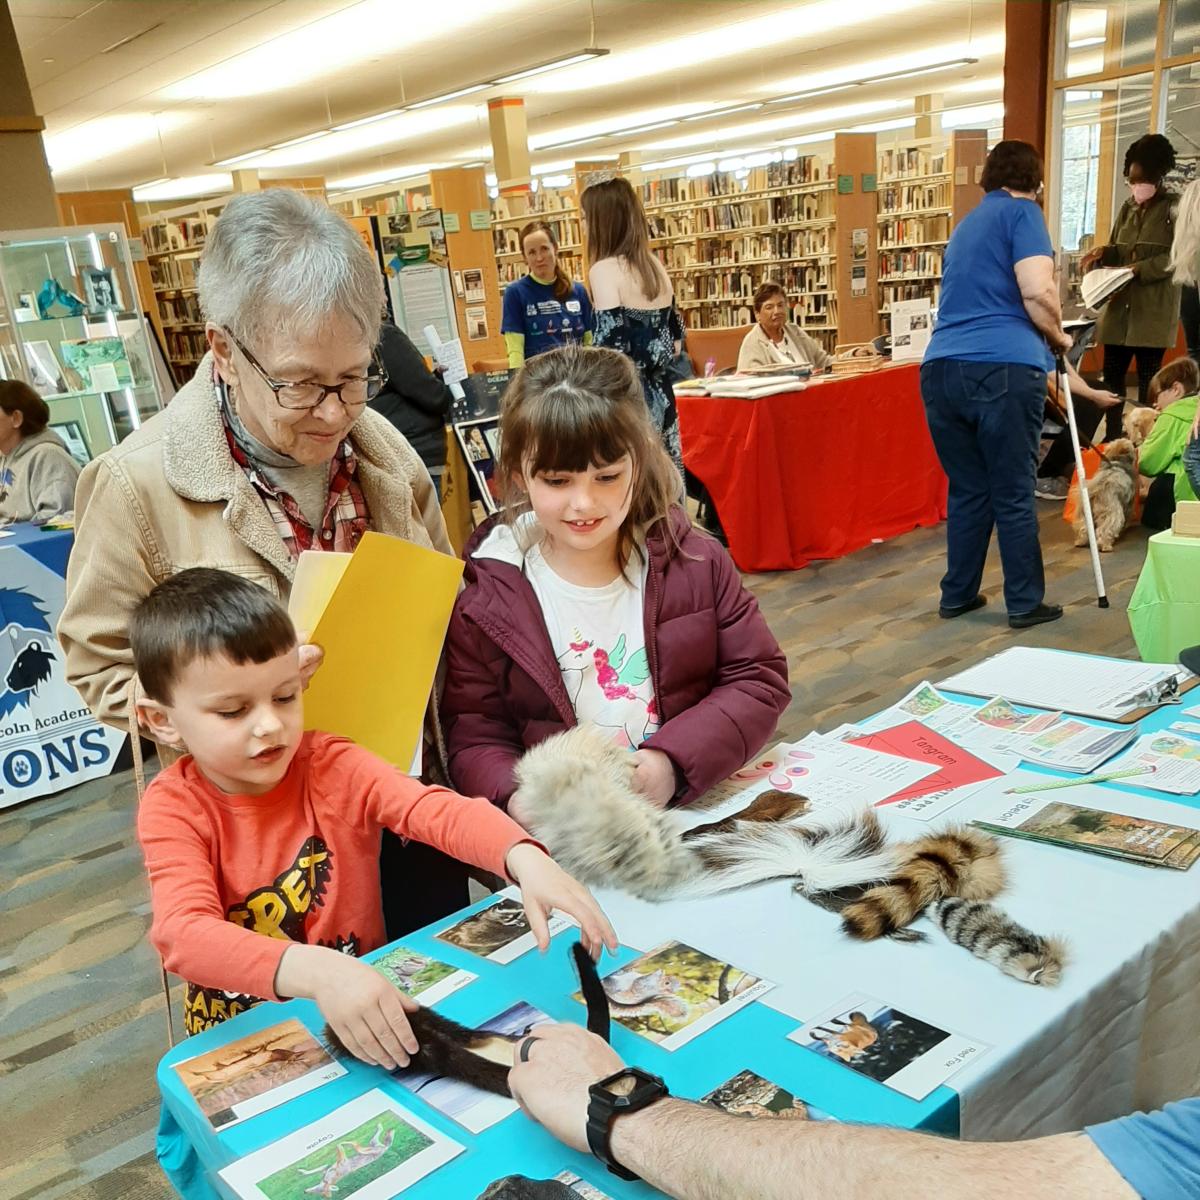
[{"xmin": 586, "ymin": 1068, "xmax": 669, "ymax": 1181}]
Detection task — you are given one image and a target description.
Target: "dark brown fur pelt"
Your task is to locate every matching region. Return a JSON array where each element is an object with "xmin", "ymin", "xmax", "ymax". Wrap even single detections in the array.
[{"xmin": 839, "ymin": 826, "xmax": 1005, "ymax": 941}]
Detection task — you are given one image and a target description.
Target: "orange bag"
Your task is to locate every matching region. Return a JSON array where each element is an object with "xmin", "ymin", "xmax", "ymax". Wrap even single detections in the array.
[{"xmin": 1062, "ymin": 443, "xmax": 1143, "ymax": 524}]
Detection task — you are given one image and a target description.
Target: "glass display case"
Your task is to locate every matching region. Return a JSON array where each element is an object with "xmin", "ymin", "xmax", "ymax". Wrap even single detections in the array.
[{"xmin": 0, "ymin": 223, "xmax": 166, "ymax": 461}]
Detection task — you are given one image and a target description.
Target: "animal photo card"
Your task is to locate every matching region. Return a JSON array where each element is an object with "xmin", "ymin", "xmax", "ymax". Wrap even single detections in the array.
[
  {"xmin": 434, "ymin": 887, "xmax": 572, "ymax": 963},
  {"xmin": 394, "ymin": 1000, "xmax": 552, "ymax": 1133},
  {"xmin": 173, "ymin": 1018, "xmax": 345, "ymax": 1130},
  {"xmin": 370, "ymin": 945, "xmax": 476, "ymax": 1005},
  {"xmin": 550, "ymin": 1170, "xmax": 615, "ymax": 1198},
  {"xmin": 217, "ymin": 1089, "xmax": 462, "ymax": 1199},
  {"xmin": 588, "ymin": 940, "xmax": 773, "ymax": 1051},
  {"xmin": 700, "ymin": 1069, "xmax": 835, "ymax": 1121},
  {"xmin": 789, "ymin": 993, "xmax": 988, "ymax": 1101}
]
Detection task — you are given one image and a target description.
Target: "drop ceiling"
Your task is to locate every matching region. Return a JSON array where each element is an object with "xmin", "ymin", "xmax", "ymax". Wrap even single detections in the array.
[{"xmin": 12, "ymin": 0, "xmax": 1007, "ymax": 197}]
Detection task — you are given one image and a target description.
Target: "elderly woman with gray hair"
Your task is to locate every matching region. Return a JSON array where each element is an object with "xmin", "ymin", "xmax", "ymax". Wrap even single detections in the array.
[{"xmin": 59, "ymin": 188, "xmax": 465, "ymax": 934}]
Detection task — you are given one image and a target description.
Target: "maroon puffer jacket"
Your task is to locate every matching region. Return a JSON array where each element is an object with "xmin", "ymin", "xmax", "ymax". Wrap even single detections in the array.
[{"xmin": 441, "ymin": 507, "xmax": 791, "ymax": 808}]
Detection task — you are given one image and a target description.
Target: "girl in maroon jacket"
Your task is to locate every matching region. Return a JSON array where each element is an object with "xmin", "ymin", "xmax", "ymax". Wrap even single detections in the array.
[{"xmin": 442, "ymin": 345, "xmax": 790, "ymax": 819}]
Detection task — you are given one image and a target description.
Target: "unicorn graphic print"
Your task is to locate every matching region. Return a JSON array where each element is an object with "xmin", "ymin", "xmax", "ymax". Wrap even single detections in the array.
[{"xmin": 558, "ymin": 629, "xmax": 659, "ymax": 748}]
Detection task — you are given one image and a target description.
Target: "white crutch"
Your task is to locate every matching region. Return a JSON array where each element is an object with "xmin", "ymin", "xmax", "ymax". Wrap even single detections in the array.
[{"xmin": 1055, "ymin": 353, "xmax": 1108, "ymax": 608}]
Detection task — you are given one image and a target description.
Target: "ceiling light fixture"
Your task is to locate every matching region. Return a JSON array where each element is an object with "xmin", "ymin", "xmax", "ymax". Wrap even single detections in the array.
[
  {"xmin": 769, "ymin": 57, "xmax": 978, "ymax": 105},
  {"xmin": 408, "ymin": 83, "xmax": 493, "ymax": 109},
  {"xmin": 681, "ymin": 102, "xmax": 765, "ymax": 123},
  {"xmin": 269, "ymin": 131, "xmax": 330, "ymax": 150},
  {"xmin": 491, "ymin": 49, "xmax": 610, "ymax": 84},
  {"xmin": 215, "ymin": 148, "xmax": 272, "ymax": 167},
  {"xmin": 330, "ymin": 108, "xmax": 405, "ymax": 132}
]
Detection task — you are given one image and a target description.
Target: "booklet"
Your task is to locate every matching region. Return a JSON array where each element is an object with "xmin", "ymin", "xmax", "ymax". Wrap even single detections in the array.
[
  {"xmin": 1018, "ymin": 719, "xmax": 1139, "ymax": 774},
  {"xmin": 1101, "ymin": 733, "xmax": 1200, "ymax": 796},
  {"xmin": 1081, "ymin": 266, "xmax": 1134, "ymax": 310},
  {"xmin": 971, "ymin": 792, "xmax": 1200, "ymax": 870}
]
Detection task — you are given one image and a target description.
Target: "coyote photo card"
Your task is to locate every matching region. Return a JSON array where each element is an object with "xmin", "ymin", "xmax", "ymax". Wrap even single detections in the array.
[
  {"xmin": 173, "ymin": 1018, "xmax": 345, "ymax": 1130},
  {"xmin": 789, "ymin": 993, "xmax": 987, "ymax": 1101},
  {"xmin": 217, "ymin": 1089, "xmax": 461, "ymax": 1200},
  {"xmin": 584, "ymin": 940, "xmax": 773, "ymax": 1051}
]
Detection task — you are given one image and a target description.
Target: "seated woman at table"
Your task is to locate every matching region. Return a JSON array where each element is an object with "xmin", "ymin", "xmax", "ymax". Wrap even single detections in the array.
[
  {"xmin": 0, "ymin": 380, "xmax": 80, "ymax": 524},
  {"xmin": 441, "ymin": 344, "xmax": 790, "ymax": 817},
  {"xmin": 737, "ymin": 281, "xmax": 832, "ymax": 373},
  {"xmin": 1139, "ymin": 357, "xmax": 1200, "ymax": 530}
]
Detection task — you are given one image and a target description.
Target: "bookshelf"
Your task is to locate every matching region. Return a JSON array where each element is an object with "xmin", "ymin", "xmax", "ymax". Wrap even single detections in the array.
[
  {"xmin": 875, "ymin": 130, "xmax": 987, "ymax": 328},
  {"xmin": 490, "ymin": 188, "xmax": 581, "ymax": 288},
  {"xmin": 641, "ymin": 158, "xmax": 839, "ymax": 349}
]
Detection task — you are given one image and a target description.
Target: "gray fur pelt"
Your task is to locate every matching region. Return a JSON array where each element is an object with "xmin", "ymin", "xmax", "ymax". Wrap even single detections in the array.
[{"xmin": 510, "ymin": 726, "xmax": 901, "ymax": 901}]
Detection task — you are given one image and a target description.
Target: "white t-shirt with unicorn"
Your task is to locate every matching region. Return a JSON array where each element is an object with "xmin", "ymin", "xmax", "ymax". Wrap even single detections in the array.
[{"xmin": 524, "ymin": 543, "xmax": 661, "ymax": 750}]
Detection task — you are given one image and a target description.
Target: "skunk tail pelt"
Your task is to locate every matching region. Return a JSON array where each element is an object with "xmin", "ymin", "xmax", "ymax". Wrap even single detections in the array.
[
  {"xmin": 839, "ymin": 826, "xmax": 1006, "ymax": 942},
  {"xmin": 931, "ymin": 899, "xmax": 1067, "ymax": 986},
  {"xmin": 510, "ymin": 725, "xmax": 698, "ymax": 899},
  {"xmin": 682, "ymin": 805, "xmax": 901, "ymax": 898},
  {"xmin": 572, "ymin": 941, "xmax": 611, "ymax": 1042}
]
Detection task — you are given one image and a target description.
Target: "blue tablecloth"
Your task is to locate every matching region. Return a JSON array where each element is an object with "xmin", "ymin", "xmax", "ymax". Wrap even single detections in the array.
[{"xmin": 156, "ymin": 684, "xmax": 1200, "ymax": 1199}]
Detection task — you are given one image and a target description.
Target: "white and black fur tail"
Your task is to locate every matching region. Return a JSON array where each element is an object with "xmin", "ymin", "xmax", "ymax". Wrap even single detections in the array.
[
  {"xmin": 511, "ymin": 725, "xmax": 698, "ymax": 899},
  {"xmin": 681, "ymin": 805, "xmax": 901, "ymax": 898},
  {"xmin": 931, "ymin": 898, "xmax": 1066, "ymax": 986}
]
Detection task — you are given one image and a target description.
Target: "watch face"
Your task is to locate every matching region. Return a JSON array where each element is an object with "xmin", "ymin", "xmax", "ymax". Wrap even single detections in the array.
[{"xmin": 599, "ymin": 1068, "xmax": 665, "ymax": 1109}]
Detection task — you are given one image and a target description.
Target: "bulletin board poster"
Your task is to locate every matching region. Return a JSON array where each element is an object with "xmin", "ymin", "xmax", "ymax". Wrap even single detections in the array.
[{"xmin": 392, "ymin": 264, "xmax": 461, "ymax": 358}]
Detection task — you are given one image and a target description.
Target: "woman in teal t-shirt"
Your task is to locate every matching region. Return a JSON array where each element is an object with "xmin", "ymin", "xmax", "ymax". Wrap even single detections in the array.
[{"xmin": 501, "ymin": 220, "xmax": 593, "ymax": 367}]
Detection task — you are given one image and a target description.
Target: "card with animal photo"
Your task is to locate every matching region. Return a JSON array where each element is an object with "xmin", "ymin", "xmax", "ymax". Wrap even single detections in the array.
[
  {"xmin": 789, "ymin": 993, "xmax": 987, "ymax": 1101},
  {"xmin": 394, "ymin": 999, "xmax": 552, "ymax": 1133},
  {"xmin": 217, "ymin": 1088, "xmax": 462, "ymax": 1200},
  {"xmin": 433, "ymin": 887, "xmax": 572, "ymax": 963},
  {"xmin": 700, "ymin": 1069, "xmax": 835, "ymax": 1122},
  {"xmin": 585, "ymin": 941, "xmax": 773, "ymax": 1052},
  {"xmin": 551, "ymin": 1170, "xmax": 615, "ymax": 1198},
  {"xmin": 173, "ymin": 1017, "xmax": 345, "ymax": 1130},
  {"xmin": 370, "ymin": 945, "xmax": 476, "ymax": 1005}
]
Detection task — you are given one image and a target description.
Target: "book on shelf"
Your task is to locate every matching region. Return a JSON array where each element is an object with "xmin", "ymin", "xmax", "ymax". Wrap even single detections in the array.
[
  {"xmin": 641, "ymin": 158, "xmax": 832, "ymax": 207},
  {"xmin": 878, "ymin": 214, "xmax": 951, "ymax": 247},
  {"xmin": 878, "ymin": 146, "xmax": 949, "ymax": 180},
  {"xmin": 878, "ymin": 180, "xmax": 952, "ymax": 214}
]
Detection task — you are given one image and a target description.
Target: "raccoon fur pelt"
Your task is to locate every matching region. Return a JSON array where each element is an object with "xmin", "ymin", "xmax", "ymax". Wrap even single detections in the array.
[
  {"xmin": 930, "ymin": 898, "xmax": 1066, "ymax": 986},
  {"xmin": 510, "ymin": 726, "xmax": 901, "ymax": 900}
]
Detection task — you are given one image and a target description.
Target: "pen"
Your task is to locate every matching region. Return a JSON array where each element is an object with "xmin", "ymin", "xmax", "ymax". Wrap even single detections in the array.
[{"xmin": 1003, "ymin": 766, "xmax": 1157, "ymax": 794}]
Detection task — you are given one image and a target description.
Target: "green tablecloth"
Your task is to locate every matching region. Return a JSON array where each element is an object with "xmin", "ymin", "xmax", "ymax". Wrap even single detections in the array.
[{"xmin": 1129, "ymin": 529, "xmax": 1200, "ymax": 662}]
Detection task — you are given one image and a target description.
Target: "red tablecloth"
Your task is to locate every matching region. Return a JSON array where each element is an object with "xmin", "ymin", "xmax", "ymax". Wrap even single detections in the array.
[{"xmin": 679, "ymin": 363, "xmax": 948, "ymax": 573}]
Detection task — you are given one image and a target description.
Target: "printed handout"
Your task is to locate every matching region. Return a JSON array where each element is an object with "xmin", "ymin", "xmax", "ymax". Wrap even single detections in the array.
[
  {"xmin": 1103, "ymin": 733, "xmax": 1200, "ymax": 796},
  {"xmin": 217, "ymin": 1089, "xmax": 462, "ymax": 1200},
  {"xmin": 700, "ymin": 1068, "xmax": 835, "ymax": 1121},
  {"xmin": 434, "ymin": 888, "xmax": 572, "ymax": 963},
  {"xmin": 789, "ymin": 993, "xmax": 988, "ymax": 1101},
  {"xmin": 587, "ymin": 940, "xmax": 773, "ymax": 1052},
  {"xmin": 370, "ymin": 945, "xmax": 476, "ymax": 1005},
  {"xmin": 1018, "ymin": 719, "xmax": 1139, "ymax": 774},
  {"xmin": 173, "ymin": 1018, "xmax": 345, "ymax": 1130},
  {"xmin": 394, "ymin": 1000, "xmax": 551, "ymax": 1132}
]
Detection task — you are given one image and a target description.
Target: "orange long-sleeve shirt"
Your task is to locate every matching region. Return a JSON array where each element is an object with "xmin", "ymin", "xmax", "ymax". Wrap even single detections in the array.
[{"xmin": 137, "ymin": 731, "xmax": 530, "ymax": 1035}]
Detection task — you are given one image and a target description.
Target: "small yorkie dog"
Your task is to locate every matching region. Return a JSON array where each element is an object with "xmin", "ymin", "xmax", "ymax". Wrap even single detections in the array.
[{"xmin": 1070, "ymin": 438, "xmax": 1138, "ymax": 552}]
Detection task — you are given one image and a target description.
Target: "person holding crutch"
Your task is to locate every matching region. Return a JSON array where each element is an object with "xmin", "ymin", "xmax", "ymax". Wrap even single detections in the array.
[{"xmin": 920, "ymin": 140, "xmax": 1071, "ymax": 630}]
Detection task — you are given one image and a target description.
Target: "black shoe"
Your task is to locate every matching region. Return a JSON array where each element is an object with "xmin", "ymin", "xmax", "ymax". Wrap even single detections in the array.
[
  {"xmin": 1180, "ymin": 645, "xmax": 1200, "ymax": 675},
  {"xmin": 939, "ymin": 595, "xmax": 987, "ymax": 619},
  {"xmin": 1009, "ymin": 603, "xmax": 1063, "ymax": 629}
]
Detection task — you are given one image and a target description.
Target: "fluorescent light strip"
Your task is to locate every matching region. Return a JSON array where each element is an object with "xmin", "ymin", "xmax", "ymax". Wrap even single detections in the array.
[
  {"xmin": 492, "ymin": 49, "xmax": 609, "ymax": 84},
  {"xmin": 769, "ymin": 57, "xmax": 978, "ymax": 105},
  {"xmin": 331, "ymin": 108, "xmax": 404, "ymax": 132},
  {"xmin": 681, "ymin": 102, "xmax": 765, "ymax": 123},
  {"xmin": 269, "ymin": 130, "xmax": 330, "ymax": 150},
  {"xmin": 408, "ymin": 83, "xmax": 492, "ymax": 109}
]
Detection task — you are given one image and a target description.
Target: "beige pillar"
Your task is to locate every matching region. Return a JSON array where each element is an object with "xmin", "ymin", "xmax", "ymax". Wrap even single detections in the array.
[
  {"xmin": 488, "ymin": 97, "xmax": 531, "ymax": 201},
  {"xmin": 231, "ymin": 169, "xmax": 261, "ymax": 193},
  {"xmin": 0, "ymin": 1, "xmax": 57, "ymax": 229},
  {"xmin": 914, "ymin": 93, "xmax": 943, "ymax": 141}
]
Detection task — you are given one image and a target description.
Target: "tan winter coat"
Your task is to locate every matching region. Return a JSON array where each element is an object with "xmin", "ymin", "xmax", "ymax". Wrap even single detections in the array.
[
  {"xmin": 58, "ymin": 353, "xmax": 452, "ymax": 729},
  {"xmin": 736, "ymin": 321, "xmax": 832, "ymax": 372}
]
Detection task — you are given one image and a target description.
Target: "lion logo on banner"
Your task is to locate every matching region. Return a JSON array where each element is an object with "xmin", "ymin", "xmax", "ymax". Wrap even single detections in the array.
[{"xmin": 1, "ymin": 588, "xmax": 57, "ymax": 721}]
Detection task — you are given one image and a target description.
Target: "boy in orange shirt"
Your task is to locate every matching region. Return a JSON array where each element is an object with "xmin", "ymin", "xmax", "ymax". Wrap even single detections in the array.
[{"xmin": 132, "ymin": 567, "xmax": 616, "ymax": 1066}]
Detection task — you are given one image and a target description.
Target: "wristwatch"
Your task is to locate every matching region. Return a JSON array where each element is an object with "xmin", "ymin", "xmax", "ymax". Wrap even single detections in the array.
[{"xmin": 586, "ymin": 1066, "xmax": 670, "ymax": 1180}]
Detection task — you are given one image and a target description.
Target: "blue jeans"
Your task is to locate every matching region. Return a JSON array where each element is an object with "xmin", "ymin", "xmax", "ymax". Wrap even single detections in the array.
[{"xmin": 921, "ymin": 358, "xmax": 1046, "ymax": 615}]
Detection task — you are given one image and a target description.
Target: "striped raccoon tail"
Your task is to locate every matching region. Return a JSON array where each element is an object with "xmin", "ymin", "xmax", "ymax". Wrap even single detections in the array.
[
  {"xmin": 839, "ymin": 826, "xmax": 1006, "ymax": 942},
  {"xmin": 683, "ymin": 805, "xmax": 901, "ymax": 898},
  {"xmin": 931, "ymin": 899, "xmax": 1067, "ymax": 986}
]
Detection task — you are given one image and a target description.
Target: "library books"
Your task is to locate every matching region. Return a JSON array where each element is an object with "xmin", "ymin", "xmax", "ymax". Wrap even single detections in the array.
[
  {"xmin": 1080, "ymin": 267, "xmax": 1134, "ymax": 311},
  {"xmin": 878, "ymin": 146, "xmax": 949, "ymax": 180}
]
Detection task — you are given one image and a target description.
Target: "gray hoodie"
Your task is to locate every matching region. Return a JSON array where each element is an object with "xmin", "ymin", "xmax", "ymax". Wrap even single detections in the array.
[{"xmin": 0, "ymin": 427, "xmax": 81, "ymax": 523}]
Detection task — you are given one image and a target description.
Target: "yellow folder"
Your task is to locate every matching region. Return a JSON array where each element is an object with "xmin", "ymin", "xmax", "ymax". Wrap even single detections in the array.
[{"xmin": 289, "ymin": 532, "xmax": 464, "ymax": 769}]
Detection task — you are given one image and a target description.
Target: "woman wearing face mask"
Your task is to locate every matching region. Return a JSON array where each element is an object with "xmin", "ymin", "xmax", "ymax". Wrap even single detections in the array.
[
  {"xmin": 501, "ymin": 220, "xmax": 593, "ymax": 368},
  {"xmin": 1081, "ymin": 133, "xmax": 1181, "ymax": 438}
]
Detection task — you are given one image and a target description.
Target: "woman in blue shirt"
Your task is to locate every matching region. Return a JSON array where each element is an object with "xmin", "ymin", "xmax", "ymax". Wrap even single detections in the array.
[
  {"xmin": 921, "ymin": 139, "xmax": 1073, "ymax": 631},
  {"xmin": 501, "ymin": 220, "xmax": 593, "ymax": 367}
]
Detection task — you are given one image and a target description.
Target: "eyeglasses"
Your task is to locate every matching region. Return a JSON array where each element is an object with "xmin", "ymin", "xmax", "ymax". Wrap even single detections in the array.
[{"xmin": 225, "ymin": 328, "xmax": 385, "ymax": 412}]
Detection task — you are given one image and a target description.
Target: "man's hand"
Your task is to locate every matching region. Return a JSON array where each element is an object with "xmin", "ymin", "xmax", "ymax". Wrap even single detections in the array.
[
  {"xmin": 509, "ymin": 1023, "xmax": 626, "ymax": 1152},
  {"xmin": 630, "ymin": 747, "xmax": 677, "ymax": 809},
  {"xmin": 1084, "ymin": 387, "xmax": 1124, "ymax": 410},
  {"xmin": 505, "ymin": 843, "xmax": 619, "ymax": 958},
  {"xmin": 275, "ymin": 944, "xmax": 418, "ymax": 1069},
  {"xmin": 298, "ymin": 642, "xmax": 324, "ymax": 690}
]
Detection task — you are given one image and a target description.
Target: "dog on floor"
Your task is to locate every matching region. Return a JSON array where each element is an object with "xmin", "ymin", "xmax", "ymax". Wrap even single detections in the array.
[{"xmin": 1070, "ymin": 437, "xmax": 1138, "ymax": 552}]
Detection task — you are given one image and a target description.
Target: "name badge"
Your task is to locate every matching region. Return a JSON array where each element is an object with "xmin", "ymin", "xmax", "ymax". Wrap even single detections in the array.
[{"xmin": 566, "ymin": 299, "xmax": 582, "ymax": 313}]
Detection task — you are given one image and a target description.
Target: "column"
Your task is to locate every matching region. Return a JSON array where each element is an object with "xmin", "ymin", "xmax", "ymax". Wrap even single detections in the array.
[
  {"xmin": 833, "ymin": 132, "xmax": 879, "ymax": 344},
  {"xmin": 1003, "ymin": 0, "xmax": 1051, "ymax": 156},
  {"xmin": 0, "ymin": 0, "xmax": 57, "ymax": 228},
  {"xmin": 488, "ymin": 97, "xmax": 531, "ymax": 210}
]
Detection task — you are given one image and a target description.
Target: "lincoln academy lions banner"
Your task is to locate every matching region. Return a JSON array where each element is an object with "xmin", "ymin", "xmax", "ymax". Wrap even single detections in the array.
[{"xmin": 0, "ymin": 525, "xmax": 125, "ymax": 808}]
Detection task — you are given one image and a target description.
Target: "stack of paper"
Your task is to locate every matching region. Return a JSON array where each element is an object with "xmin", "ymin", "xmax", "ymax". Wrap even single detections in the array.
[
  {"xmin": 1103, "ymin": 732, "xmax": 1200, "ymax": 795},
  {"xmin": 1018, "ymin": 720, "xmax": 1139, "ymax": 774},
  {"xmin": 1081, "ymin": 267, "xmax": 1134, "ymax": 310}
]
